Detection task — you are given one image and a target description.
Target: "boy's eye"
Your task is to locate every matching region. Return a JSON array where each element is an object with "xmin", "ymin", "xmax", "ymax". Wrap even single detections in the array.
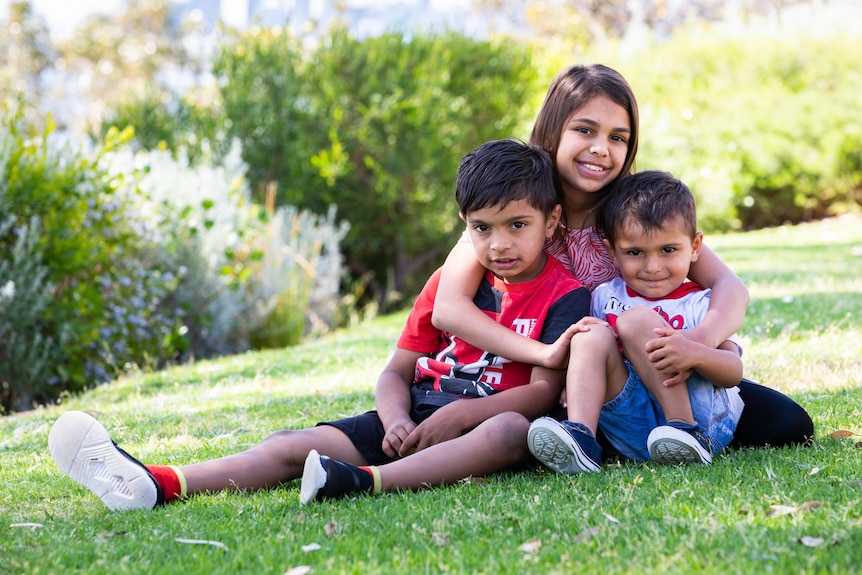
[
  {"xmin": 662, "ymin": 246, "xmax": 676, "ymax": 254},
  {"xmin": 473, "ymin": 224, "xmax": 489, "ymax": 233},
  {"xmin": 512, "ymin": 221, "xmax": 526, "ymax": 229},
  {"xmin": 625, "ymin": 249, "xmax": 641, "ymax": 257}
]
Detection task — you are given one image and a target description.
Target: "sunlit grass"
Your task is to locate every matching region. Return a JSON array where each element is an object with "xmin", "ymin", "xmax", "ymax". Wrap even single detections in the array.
[{"xmin": 2, "ymin": 218, "xmax": 861, "ymax": 574}]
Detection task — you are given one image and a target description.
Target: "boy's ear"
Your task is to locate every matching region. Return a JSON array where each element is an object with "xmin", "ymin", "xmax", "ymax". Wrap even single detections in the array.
[
  {"xmin": 690, "ymin": 231, "xmax": 704, "ymax": 262},
  {"xmin": 602, "ymin": 238, "xmax": 619, "ymax": 266},
  {"xmin": 459, "ymin": 212, "xmax": 466, "ymax": 223},
  {"xmin": 545, "ymin": 204, "xmax": 562, "ymax": 237}
]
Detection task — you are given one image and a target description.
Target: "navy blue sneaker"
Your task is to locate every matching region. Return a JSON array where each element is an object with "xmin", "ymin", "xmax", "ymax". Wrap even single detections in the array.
[
  {"xmin": 647, "ymin": 422, "xmax": 712, "ymax": 465},
  {"xmin": 527, "ymin": 417, "xmax": 602, "ymax": 474}
]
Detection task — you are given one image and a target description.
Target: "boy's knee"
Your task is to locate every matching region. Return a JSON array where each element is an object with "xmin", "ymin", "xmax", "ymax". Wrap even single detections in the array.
[
  {"xmin": 571, "ymin": 322, "xmax": 617, "ymax": 353},
  {"xmin": 483, "ymin": 412, "xmax": 530, "ymax": 456},
  {"xmin": 616, "ymin": 306, "xmax": 664, "ymax": 339}
]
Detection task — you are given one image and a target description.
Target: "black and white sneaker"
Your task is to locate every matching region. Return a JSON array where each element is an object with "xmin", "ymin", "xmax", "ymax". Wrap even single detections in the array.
[
  {"xmin": 647, "ymin": 423, "xmax": 712, "ymax": 465},
  {"xmin": 299, "ymin": 449, "xmax": 377, "ymax": 505},
  {"xmin": 48, "ymin": 411, "xmax": 164, "ymax": 511},
  {"xmin": 527, "ymin": 417, "xmax": 602, "ymax": 474}
]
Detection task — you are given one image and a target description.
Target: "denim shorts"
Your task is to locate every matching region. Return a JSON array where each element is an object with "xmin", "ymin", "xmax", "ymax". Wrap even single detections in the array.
[{"xmin": 599, "ymin": 362, "xmax": 744, "ymax": 461}]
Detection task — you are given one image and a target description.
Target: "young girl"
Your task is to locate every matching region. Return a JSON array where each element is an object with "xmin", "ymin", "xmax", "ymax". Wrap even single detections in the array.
[{"xmin": 433, "ymin": 64, "xmax": 812, "ymax": 449}]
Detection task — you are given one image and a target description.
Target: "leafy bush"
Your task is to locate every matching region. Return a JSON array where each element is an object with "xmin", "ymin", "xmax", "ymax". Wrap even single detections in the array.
[
  {"xmin": 0, "ymin": 109, "xmax": 184, "ymax": 412},
  {"xmin": 614, "ymin": 31, "xmax": 862, "ymax": 231},
  {"xmin": 214, "ymin": 26, "xmax": 537, "ymax": 309},
  {"xmin": 108, "ymin": 142, "xmax": 349, "ymax": 357}
]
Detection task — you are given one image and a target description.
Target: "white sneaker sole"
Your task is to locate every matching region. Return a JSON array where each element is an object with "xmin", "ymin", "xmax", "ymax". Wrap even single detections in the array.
[
  {"xmin": 647, "ymin": 426, "xmax": 712, "ymax": 465},
  {"xmin": 48, "ymin": 411, "xmax": 158, "ymax": 511},
  {"xmin": 527, "ymin": 417, "xmax": 600, "ymax": 474},
  {"xmin": 299, "ymin": 449, "xmax": 327, "ymax": 505}
]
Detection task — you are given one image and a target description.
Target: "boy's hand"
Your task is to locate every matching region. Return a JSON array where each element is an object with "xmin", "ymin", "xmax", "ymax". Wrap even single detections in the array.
[
  {"xmin": 382, "ymin": 417, "xmax": 417, "ymax": 459},
  {"xmin": 541, "ymin": 317, "xmax": 609, "ymax": 369},
  {"xmin": 398, "ymin": 402, "xmax": 467, "ymax": 457},
  {"xmin": 645, "ymin": 326, "xmax": 698, "ymax": 386}
]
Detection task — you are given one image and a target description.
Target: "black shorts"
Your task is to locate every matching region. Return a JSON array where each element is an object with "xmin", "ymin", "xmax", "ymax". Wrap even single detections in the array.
[
  {"xmin": 318, "ymin": 386, "xmax": 461, "ymax": 465},
  {"xmin": 318, "ymin": 411, "xmax": 391, "ymax": 466}
]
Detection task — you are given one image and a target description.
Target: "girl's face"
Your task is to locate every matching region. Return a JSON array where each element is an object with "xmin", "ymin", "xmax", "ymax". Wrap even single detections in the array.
[{"xmin": 555, "ymin": 95, "xmax": 631, "ymax": 199}]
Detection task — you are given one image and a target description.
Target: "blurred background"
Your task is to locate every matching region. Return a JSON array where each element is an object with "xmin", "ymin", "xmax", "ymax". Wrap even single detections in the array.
[{"xmin": 1, "ymin": 0, "xmax": 860, "ymax": 412}]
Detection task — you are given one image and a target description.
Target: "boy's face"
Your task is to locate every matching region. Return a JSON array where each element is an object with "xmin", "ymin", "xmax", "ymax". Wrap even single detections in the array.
[
  {"xmin": 462, "ymin": 200, "xmax": 561, "ymax": 283},
  {"xmin": 604, "ymin": 215, "xmax": 703, "ymax": 299}
]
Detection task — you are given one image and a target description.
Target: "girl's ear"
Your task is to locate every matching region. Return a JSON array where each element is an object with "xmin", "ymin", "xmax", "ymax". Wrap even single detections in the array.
[
  {"xmin": 545, "ymin": 204, "xmax": 562, "ymax": 238},
  {"xmin": 690, "ymin": 231, "xmax": 704, "ymax": 262}
]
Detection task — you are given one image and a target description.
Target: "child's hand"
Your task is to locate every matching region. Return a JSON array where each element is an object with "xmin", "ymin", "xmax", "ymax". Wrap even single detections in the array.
[
  {"xmin": 542, "ymin": 317, "xmax": 609, "ymax": 369},
  {"xmin": 382, "ymin": 417, "xmax": 417, "ymax": 459},
  {"xmin": 398, "ymin": 403, "xmax": 466, "ymax": 457},
  {"xmin": 646, "ymin": 326, "xmax": 698, "ymax": 386}
]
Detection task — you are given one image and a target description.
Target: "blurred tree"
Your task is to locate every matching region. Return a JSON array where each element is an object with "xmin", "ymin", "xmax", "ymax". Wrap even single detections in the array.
[
  {"xmin": 304, "ymin": 27, "xmax": 536, "ymax": 308},
  {"xmin": 214, "ymin": 25, "xmax": 536, "ymax": 309},
  {"xmin": 56, "ymin": 0, "xmax": 197, "ymax": 136},
  {"xmin": 0, "ymin": 1, "xmax": 54, "ymax": 119}
]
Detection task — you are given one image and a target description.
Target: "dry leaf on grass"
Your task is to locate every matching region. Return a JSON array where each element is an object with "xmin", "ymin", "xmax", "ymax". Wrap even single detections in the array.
[
  {"xmin": 829, "ymin": 430, "xmax": 855, "ymax": 439},
  {"xmin": 10, "ymin": 523, "xmax": 44, "ymax": 529},
  {"xmin": 767, "ymin": 501, "xmax": 823, "ymax": 517},
  {"xmin": 603, "ymin": 512, "xmax": 620, "ymax": 524},
  {"xmin": 324, "ymin": 521, "xmax": 336, "ymax": 538},
  {"xmin": 798, "ymin": 536, "xmax": 824, "ymax": 547},
  {"xmin": 573, "ymin": 526, "xmax": 601, "ymax": 543},
  {"xmin": 283, "ymin": 567, "xmax": 312, "ymax": 575},
  {"xmin": 518, "ymin": 539, "xmax": 541, "ymax": 554},
  {"xmin": 432, "ymin": 531, "xmax": 449, "ymax": 547},
  {"xmin": 174, "ymin": 538, "xmax": 229, "ymax": 551}
]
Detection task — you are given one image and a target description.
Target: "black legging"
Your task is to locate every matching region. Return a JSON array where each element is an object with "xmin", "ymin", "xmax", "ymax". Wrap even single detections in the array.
[{"xmin": 730, "ymin": 378, "xmax": 814, "ymax": 448}]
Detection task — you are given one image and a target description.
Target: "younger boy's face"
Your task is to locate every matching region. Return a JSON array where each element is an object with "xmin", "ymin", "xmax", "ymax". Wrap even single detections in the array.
[
  {"xmin": 463, "ymin": 200, "xmax": 561, "ymax": 283},
  {"xmin": 605, "ymin": 215, "xmax": 703, "ymax": 299}
]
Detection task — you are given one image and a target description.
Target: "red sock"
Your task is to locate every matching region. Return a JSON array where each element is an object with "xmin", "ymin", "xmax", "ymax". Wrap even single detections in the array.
[{"xmin": 146, "ymin": 465, "xmax": 187, "ymax": 502}]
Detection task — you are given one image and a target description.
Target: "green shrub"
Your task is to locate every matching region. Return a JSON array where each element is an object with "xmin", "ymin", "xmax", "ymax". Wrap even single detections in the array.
[
  {"xmin": 0, "ymin": 109, "xmax": 185, "ymax": 411},
  {"xmin": 610, "ymin": 31, "xmax": 862, "ymax": 231}
]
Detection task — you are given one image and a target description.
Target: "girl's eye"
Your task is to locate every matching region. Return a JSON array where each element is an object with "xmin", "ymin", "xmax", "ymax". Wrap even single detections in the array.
[{"xmin": 611, "ymin": 134, "xmax": 627, "ymax": 143}]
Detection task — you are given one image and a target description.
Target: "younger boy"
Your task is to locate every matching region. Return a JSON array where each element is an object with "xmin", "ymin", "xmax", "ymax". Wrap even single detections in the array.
[
  {"xmin": 49, "ymin": 139, "xmax": 593, "ymax": 510},
  {"xmin": 527, "ymin": 170, "xmax": 745, "ymax": 473}
]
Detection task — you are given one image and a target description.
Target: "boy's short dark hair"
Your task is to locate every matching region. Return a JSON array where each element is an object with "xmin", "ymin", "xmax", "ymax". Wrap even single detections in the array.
[
  {"xmin": 598, "ymin": 170, "xmax": 697, "ymax": 246},
  {"xmin": 455, "ymin": 139, "xmax": 557, "ymax": 218}
]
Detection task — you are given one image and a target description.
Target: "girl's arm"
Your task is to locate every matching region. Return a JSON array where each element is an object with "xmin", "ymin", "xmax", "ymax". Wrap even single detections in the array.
[
  {"xmin": 431, "ymin": 240, "xmax": 558, "ymax": 367},
  {"xmin": 686, "ymin": 243, "xmax": 749, "ymax": 349}
]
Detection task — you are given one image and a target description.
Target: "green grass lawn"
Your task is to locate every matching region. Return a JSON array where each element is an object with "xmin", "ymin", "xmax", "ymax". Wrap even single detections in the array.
[{"xmin": 2, "ymin": 217, "xmax": 861, "ymax": 574}]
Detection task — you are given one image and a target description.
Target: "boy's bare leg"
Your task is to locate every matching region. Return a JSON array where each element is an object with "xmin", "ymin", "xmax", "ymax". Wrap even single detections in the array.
[
  {"xmin": 182, "ymin": 425, "xmax": 367, "ymax": 494},
  {"xmin": 374, "ymin": 411, "xmax": 530, "ymax": 491},
  {"xmin": 565, "ymin": 325, "xmax": 630, "ymax": 434},
  {"xmin": 616, "ymin": 306, "xmax": 695, "ymax": 425}
]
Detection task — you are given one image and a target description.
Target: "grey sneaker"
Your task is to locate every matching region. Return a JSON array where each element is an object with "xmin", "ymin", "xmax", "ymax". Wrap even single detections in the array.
[
  {"xmin": 48, "ymin": 411, "xmax": 164, "ymax": 511},
  {"xmin": 647, "ymin": 423, "xmax": 712, "ymax": 465},
  {"xmin": 527, "ymin": 417, "xmax": 602, "ymax": 474}
]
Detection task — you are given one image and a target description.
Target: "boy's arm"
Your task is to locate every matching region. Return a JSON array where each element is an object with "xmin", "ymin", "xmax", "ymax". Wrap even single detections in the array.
[
  {"xmin": 374, "ymin": 347, "xmax": 425, "ymax": 458},
  {"xmin": 685, "ymin": 244, "xmax": 749, "ymax": 349},
  {"xmin": 649, "ymin": 327, "xmax": 743, "ymax": 388},
  {"xmin": 398, "ymin": 366, "xmax": 565, "ymax": 456},
  {"xmin": 431, "ymin": 240, "xmax": 558, "ymax": 367}
]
